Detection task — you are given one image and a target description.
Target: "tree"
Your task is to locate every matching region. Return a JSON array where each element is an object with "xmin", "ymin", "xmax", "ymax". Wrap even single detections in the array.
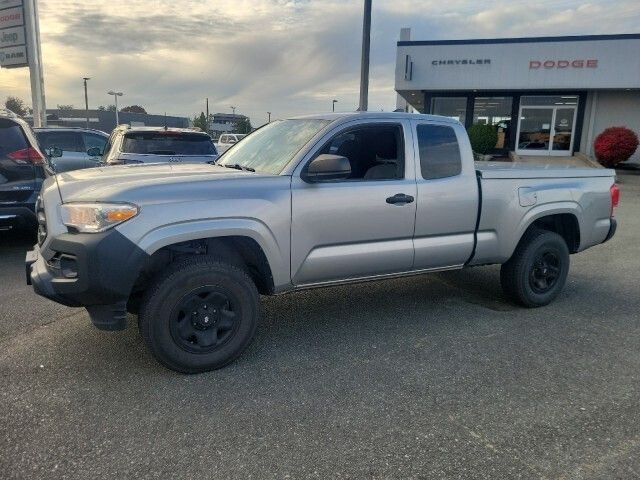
[
  {"xmin": 5, "ymin": 96, "xmax": 27, "ymax": 116},
  {"xmin": 193, "ymin": 112, "xmax": 208, "ymax": 131},
  {"xmin": 121, "ymin": 105, "xmax": 147, "ymax": 114},
  {"xmin": 235, "ymin": 117, "xmax": 252, "ymax": 134},
  {"xmin": 57, "ymin": 104, "xmax": 74, "ymax": 111}
]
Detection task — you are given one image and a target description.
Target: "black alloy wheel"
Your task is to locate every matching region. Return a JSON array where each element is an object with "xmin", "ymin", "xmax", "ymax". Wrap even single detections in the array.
[
  {"xmin": 529, "ymin": 250, "xmax": 561, "ymax": 294},
  {"xmin": 500, "ymin": 228, "xmax": 570, "ymax": 307},
  {"xmin": 139, "ymin": 256, "xmax": 260, "ymax": 373},
  {"xmin": 170, "ymin": 287, "xmax": 239, "ymax": 353}
]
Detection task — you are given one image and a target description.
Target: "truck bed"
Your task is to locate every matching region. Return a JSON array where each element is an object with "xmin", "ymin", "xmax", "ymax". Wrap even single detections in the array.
[
  {"xmin": 470, "ymin": 162, "xmax": 615, "ymax": 267},
  {"xmin": 475, "ymin": 162, "xmax": 615, "ymax": 180}
]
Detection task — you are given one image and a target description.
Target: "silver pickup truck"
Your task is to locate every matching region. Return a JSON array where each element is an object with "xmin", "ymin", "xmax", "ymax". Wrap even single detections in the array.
[{"xmin": 26, "ymin": 112, "xmax": 619, "ymax": 373}]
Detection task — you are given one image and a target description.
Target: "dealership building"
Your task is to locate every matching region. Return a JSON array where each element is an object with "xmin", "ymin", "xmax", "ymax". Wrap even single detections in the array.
[{"xmin": 395, "ymin": 32, "xmax": 640, "ymax": 162}]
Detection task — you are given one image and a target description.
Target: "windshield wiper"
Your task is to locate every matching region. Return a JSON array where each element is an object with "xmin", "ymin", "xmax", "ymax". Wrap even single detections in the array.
[{"xmin": 222, "ymin": 163, "xmax": 255, "ymax": 172}]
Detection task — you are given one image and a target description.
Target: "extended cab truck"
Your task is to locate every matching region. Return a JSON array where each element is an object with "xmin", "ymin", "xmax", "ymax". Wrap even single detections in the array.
[{"xmin": 26, "ymin": 112, "xmax": 619, "ymax": 373}]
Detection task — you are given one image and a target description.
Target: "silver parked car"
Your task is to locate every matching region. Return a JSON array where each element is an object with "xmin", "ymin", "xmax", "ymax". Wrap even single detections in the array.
[
  {"xmin": 27, "ymin": 112, "xmax": 618, "ymax": 373},
  {"xmin": 102, "ymin": 125, "xmax": 218, "ymax": 165},
  {"xmin": 34, "ymin": 127, "xmax": 108, "ymax": 172}
]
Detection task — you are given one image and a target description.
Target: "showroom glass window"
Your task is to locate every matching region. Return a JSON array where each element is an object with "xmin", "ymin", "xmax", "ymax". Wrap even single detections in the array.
[
  {"xmin": 430, "ymin": 97, "xmax": 467, "ymax": 124},
  {"xmin": 472, "ymin": 97, "xmax": 513, "ymax": 149}
]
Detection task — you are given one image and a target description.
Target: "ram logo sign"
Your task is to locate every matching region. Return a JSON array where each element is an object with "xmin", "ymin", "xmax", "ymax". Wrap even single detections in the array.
[{"xmin": 0, "ymin": 45, "xmax": 26, "ymax": 67}]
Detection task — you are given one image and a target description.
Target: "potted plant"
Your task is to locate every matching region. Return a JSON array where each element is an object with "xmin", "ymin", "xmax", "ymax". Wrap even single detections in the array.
[{"xmin": 467, "ymin": 124, "xmax": 498, "ymax": 161}]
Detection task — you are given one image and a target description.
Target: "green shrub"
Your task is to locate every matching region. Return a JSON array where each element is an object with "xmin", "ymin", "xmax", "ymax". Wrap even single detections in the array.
[{"xmin": 467, "ymin": 123, "xmax": 498, "ymax": 155}]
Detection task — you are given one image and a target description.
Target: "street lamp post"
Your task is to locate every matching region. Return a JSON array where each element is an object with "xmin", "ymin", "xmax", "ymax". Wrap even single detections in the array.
[
  {"xmin": 83, "ymin": 77, "xmax": 90, "ymax": 129},
  {"xmin": 230, "ymin": 105, "xmax": 236, "ymax": 115},
  {"xmin": 358, "ymin": 0, "xmax": 372, "ymax": 111},
  {"xmin": 107, "ymin": 91, "xmax": 123, "ymax": 126},
  {"xmin": 332, "ymin": 99, "xmax": 338, "ymax": 112},
  {"xmin": 267, "ymin": 112, "xmax": 271, "ymax": 122}
]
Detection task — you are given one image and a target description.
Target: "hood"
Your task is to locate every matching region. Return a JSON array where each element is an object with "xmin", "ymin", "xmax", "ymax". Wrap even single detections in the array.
[{"xmin": 56, "ymin": 163, "xmax": 264, "ymax": 203}]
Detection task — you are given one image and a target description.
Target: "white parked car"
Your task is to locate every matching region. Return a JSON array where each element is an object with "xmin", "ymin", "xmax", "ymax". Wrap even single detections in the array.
[{"xmin": 216, "ymin": 133, "xmax": 246, "ymax": 154}]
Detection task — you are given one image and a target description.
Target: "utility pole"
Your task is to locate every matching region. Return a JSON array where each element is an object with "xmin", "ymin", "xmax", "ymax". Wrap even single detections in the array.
[
  {"xmin": 332, "ymin": 99, "xmax": 338, "ymax": 112},
  {"xmin": 358, "ymin": 0, "xmax": 372, "ymax": 112},
  {"xmin": 267, "ymin": 112, "xmax": 271, "ymax": 122},
  {"xmin": 83, "ymin": 77, "xmax": 90, "ymax": 129},
  {"xmin": 108, "ymin": 91, "xmax": 123, "ymax": 126},
  {"xmin": 205, "ymin": 97, "xmax": 210, "ymax": 132}
]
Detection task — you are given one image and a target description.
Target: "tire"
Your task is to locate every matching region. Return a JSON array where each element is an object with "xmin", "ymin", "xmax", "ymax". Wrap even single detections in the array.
[
  {"xmin": 139, "ymin": 256, "xmax": 260, "ymax": 373},
  {"xmin": 500, "ymin": 228, "xmax": 570, "ymax": 308}
]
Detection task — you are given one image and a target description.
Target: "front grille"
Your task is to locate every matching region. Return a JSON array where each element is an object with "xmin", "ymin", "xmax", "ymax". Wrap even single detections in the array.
[{"xmin": 36, "ymin": 195, "xmax": 47, "ymax": 245}]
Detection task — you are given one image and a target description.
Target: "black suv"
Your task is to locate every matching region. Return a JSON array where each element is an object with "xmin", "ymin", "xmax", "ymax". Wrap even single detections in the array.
[{"xmin": 0, "ymin": 111, "xmax": 49, "ymax": 231}]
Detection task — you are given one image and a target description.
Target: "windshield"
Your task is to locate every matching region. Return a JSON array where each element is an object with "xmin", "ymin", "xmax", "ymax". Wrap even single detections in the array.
[
  {"xmin": 218, "ymin": 119, "xmax": 330, "ymax": 174},
  {"xmin": 122, "ymin": 132, "xmax": 217, "ymax": 156}
]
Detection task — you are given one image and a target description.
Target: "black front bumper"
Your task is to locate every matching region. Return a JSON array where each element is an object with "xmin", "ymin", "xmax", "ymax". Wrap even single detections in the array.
[{"xmin": 26, "ymin": 229, "xmax": 149, "ymax": 330}]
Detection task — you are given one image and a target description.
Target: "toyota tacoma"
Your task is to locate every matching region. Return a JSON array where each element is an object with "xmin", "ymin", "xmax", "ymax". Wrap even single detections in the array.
[{"xmin": 26, "ymin": 112, "xmax": 619, "ymax": 373}]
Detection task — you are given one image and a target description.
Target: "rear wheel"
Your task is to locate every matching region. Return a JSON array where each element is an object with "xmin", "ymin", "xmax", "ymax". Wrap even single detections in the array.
[
  {"xmin": 500, "ymin": 228, "xmax": 570, "ymax": 307},
  {"xmin": 139, "ymin": 256, "xmax": 260, "ymax": 373}
]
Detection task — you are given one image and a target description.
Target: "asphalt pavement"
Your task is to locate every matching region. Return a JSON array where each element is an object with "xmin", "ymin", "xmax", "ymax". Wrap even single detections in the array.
[{"xmin": 1, "ymin": 171, "xmax": 639, "ymax": 479}]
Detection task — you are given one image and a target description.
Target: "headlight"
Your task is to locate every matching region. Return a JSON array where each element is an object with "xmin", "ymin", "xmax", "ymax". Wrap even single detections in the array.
[{"xmin": 60, "ymin": 202, "xmax": 139, "ymax": 233}]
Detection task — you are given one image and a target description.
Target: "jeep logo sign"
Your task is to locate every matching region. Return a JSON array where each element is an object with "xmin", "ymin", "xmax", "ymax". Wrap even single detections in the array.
[{"xmin": 530, "ymin": 59, "xmax": 598, "ymax": 69}]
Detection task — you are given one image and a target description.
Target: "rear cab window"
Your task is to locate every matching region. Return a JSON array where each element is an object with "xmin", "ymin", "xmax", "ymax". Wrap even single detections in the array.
[
  {"xmin": 416, "ymin": 124, "xmax": 462, "ymax": 179},
  {"xmin": 82, "ymin": 133, "xmax": 107, "ymax": 153},
  {"xmin": 36, "ymin": 131, "xmax": 84, "ymax": 152},
  {"xmin": 122, "ymin": 131, "xmax": 217, "ymax": 155}
]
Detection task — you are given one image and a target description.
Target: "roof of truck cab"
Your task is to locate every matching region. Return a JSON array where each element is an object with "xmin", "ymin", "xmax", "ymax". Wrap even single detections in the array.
[{"xmin": 287, "ymin": 111, "xmax": 462, "ymax": 125}]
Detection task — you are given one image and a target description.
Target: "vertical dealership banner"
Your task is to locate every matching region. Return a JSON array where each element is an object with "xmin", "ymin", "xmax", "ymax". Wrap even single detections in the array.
[
  {"xmin": 0, "ymin": 1, "xmax": 28, "ymax": 68},
  {"xmin": 0, "ymin": 0, "xmax": 46, "ymax": 126}
]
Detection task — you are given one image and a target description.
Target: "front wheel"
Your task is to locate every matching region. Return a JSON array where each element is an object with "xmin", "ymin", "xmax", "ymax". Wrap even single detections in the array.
[
  {"xmin": 139, "ymin": 256, "xmax": 260, "ymax": 373},
  {"xmin": 500, "ymin": 228, "xmax": 570, "ymax": 308}
]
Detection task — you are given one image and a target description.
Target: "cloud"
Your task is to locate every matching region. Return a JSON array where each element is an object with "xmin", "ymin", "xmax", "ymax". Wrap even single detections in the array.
[{"xmin": 1, "ymin": 0, "xmax": 639, "ymax": 124}]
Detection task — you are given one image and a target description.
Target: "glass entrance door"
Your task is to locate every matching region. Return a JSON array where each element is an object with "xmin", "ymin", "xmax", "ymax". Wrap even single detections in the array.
[
  {"xmin": 551, "ymin": 108, "xmax": 575, "ymax": 156},
  {"xmin": 516, "ymin": 102, "xmax": 577, "ymax": 156},
  {"xmin": 517, "ymin": 107, "xmax": 554, "ymax": 154}
]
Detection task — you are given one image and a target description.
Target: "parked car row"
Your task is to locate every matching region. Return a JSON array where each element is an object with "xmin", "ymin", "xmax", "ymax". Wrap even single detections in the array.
[{"xmin": 1, "ymin": 109, "xmax": 246, "ymax": 232}]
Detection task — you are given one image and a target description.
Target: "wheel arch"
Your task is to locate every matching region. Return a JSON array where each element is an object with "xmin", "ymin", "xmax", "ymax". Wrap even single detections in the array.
[
  {"xmin": 124, "ymin": 219, "xmax": 289, "ymax": 313},
  {"xmin": 513, "ymin": 204, "xmax": 582, "ymax": 258}
]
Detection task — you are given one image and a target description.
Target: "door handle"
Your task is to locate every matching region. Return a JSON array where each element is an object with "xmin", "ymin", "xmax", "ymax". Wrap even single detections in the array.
[{"xmin": 386, "ymin": 193, "xmax": 414, "ymax": 205}]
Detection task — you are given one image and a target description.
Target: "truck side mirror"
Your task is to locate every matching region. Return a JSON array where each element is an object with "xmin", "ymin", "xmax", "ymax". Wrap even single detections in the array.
[
  {"xmin": 87, "ymin": 147, "xmax": 102, "ymax": 157},
  {"xmin": 47, "ymin": 146, "xmax": 63, "ymax": 158},
  {"xmin": 305, "ymin": 154, "xmax": 351, "ymax": 182}
]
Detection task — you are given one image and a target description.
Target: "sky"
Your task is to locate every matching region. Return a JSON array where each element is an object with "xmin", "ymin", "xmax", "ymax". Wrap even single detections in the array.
[{"xmin": 1, "ymin": 0, "xmax": 639, "ymax": 125}]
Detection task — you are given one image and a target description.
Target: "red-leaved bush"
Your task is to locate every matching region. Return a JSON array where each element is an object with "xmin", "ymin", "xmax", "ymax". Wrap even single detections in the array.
[{"xmin": 594, "ymin": 126, "xmax": 639, "ymax": 167}]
